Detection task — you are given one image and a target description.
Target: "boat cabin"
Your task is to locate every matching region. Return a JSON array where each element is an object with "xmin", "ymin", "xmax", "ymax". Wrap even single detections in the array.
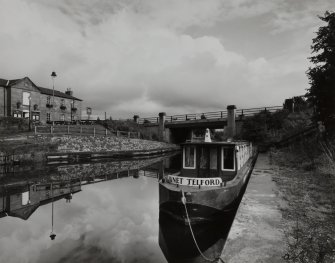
[{"xmin": 181, "ymin": 141, "xmax": 252, "ymax": 182}]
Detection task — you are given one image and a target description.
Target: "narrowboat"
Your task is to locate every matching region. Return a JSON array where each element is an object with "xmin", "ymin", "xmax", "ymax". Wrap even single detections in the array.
[{"xmin": 159, "ymin": 130, "xmax": 257, "ymax": 224}]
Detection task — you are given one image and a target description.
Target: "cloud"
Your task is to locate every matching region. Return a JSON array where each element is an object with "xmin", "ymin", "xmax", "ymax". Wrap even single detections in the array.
[{"xmin": 0, "ymin": 0, "xmax": 332, "ymax": 118}]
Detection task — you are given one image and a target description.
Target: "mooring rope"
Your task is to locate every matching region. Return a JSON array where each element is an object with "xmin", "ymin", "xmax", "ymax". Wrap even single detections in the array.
[{"xmin": 181, "ymin": 190, "xmax": 225, "ymax": 263}]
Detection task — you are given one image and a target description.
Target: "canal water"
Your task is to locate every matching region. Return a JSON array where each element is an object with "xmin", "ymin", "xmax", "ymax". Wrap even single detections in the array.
[{"xmin": 0, "ymin": 153, "xmax": 239, "ymax": 263}]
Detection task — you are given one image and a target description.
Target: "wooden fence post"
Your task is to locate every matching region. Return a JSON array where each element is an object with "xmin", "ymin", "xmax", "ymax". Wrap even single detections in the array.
[
  {"xmin": 51, "ymin": 126, "xmax": 53, "ymax": 134},
  {"xmin": 105, "ymin": 129, "xmax": 108, "ymax": 136},
  {"xmin": 93, "ymin": 127, "xmax": 96, "ymax": 137},
  {"xmin": 128, "ymin": 132, "xmax": 130, "ymax": 138},
  {"xmin": 138, "ymin": 132, "xmax": 140, "ymax": 138},
  {"xmin": 67, "ymin": 125, "xmax": 70, "ymax": 134},
  {"xmin": 34, "ymin": 126, "xmax": 37, "ymax": 135},
  {"xmin": 117, "ymin": 131, "xmax": 120, "ymax": 137}
]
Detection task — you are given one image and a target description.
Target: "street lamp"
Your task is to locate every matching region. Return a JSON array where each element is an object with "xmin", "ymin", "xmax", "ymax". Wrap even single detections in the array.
[
  {"xmin": 51, "ymin": 71, "xmax": 57, "ymax": 125},
  {"xmin": 28, "ymin": 95, "xmax": 31, "ymax": 132}
]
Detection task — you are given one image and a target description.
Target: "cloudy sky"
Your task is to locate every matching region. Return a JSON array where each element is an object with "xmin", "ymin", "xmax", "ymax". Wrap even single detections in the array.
[{"xmin": 0, "ymin": 0, "xmax": 333, "ymax": 118}]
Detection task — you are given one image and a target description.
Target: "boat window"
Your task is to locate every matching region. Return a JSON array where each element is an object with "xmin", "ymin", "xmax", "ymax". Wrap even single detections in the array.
[
  {"xmin": 183, "ymin": 145, "xmax": 196, "ymax": 169},
  {"xmin": 210, "ymin": 147, "xmax": 217, "ymax": 170},
  {"xmin": 199, "ymin": 147, "xmax": 209, "ymax": 169},
  {"xmin": 222, "ymin": 147, "xmax": 235, "ymax": 171}
]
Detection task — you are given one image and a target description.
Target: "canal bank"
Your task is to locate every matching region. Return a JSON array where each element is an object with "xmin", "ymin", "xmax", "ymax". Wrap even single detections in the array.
[
  {"xmin": 221, "ymin": 153, "xmax": 286, "ymax": 263},
  {"xmin": 0, "ymin": 134, "xmax": 180, "ymax": 164}
]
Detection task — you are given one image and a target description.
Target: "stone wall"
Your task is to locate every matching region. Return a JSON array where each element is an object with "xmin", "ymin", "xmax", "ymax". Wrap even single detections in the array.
[{"xmin": 52, "ymin": 135, "xmax": 177, "ymax": 152}]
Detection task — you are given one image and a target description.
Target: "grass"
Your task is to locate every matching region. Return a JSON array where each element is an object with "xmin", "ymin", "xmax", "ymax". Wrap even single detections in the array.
[{"xmin": 270, "ymin": 138, "xmax": 335, "ymax": 262}]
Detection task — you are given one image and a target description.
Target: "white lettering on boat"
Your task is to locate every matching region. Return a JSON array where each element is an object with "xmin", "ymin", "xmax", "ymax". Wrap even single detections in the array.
[{"xmin": 167, "ymin": 175, "xmax": 222, "ymax": 186}]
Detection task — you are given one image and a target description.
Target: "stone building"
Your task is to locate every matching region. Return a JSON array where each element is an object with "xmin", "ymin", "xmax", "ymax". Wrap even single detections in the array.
[{"xmin": 0, "ymin": 77, "xmax": 82, "ymax": 124}]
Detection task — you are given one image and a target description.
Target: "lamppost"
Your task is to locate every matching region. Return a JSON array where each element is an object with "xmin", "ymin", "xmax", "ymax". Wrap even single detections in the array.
[
  {"xmin": 28, "ymin": 95, "xmax": 31, "ymax": 132},
  {"xmin": 51, "ymin": 71, "xmax": 57, "ymax": 125}
]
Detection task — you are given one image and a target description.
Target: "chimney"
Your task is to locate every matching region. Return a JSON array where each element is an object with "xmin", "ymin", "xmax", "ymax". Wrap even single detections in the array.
[
  {"xmin": 226, "ymin": 105, "xmax": 236, "ymax": 138},
  {"xmin": 65, "ymin": 88, "xmax": 73, "ymax": 96}
]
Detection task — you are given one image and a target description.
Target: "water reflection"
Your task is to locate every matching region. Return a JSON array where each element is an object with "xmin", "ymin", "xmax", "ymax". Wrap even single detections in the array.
[{"xmin": 0, "ymin": 153, "xmax": 241, "ymax": 263}]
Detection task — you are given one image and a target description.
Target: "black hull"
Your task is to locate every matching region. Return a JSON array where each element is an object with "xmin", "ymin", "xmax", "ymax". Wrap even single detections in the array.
[{"xmin": 159, "ymin": 154, "xmax": 257, "ymax": 224}]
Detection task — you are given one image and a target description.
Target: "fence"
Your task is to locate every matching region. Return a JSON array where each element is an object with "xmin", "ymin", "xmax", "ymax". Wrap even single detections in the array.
[
  {"xmin": 34, "ymin": 125, "xmax": 141, "ymax": 139},
  {"xmin": 0, "ymin": 154, "xmax": 16, "ymax": 166},
  {"xmin": 138, "ymin": 106, "xmax": 283, "ymax": 124}
]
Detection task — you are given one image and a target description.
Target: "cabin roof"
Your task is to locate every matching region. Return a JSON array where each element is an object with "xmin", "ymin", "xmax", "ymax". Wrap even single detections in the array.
[{"xmin": 182, "ymin": 141, "xmax": 250, "ymax": 146}]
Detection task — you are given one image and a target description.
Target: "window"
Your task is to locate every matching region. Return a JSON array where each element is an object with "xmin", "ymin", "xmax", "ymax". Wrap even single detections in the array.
[
  {"xmin": 60, "ymin": 114, "xmax": 65, "ymax": 121},
  {"xmin": 23, "ymin": 92, "xmax": 30, "ymax": 106},
  {"xmin": 23, "ymin": 112, "xmax": 29, "ymax": 119},
  {"xmin": 33, "ymin": 114, "xmax": 40, "ymax": 121},
  {"xmin": 210, "ymin": 147, "xmax": 217, "ymax": 170},
  {"xmin": 13, "ymin": 111, "xmax": 22, "ymax": 118},
  {"xmin": 46, "ymin": 113, "xmax": 50, "ymax": 122},
  {"xmin": 61, "ymin": 99, "xmax": 65, "ymax": 106},
  {"xmin": 222, "ymin": 147, "xmax": 235, "ymax": 171},
  {"xmin": 183, "ymin": 145, "xmax": 196, "ymax": 169},
  {"xmin": 199, "ymin": 147, "xmax": 209, "ymax": 169},
  {"xmin": 47, "ymin": 96, "xmax": 51, "ymax": 105}
]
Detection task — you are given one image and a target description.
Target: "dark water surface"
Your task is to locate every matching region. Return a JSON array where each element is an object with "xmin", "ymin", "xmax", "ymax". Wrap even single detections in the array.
[{"xmin": 0, "ymin": 154, "xmax": 238, "ymax": 263}]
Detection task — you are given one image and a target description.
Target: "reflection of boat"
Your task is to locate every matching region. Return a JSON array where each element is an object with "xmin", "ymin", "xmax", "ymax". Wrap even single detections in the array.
[
  {"xmin": 159, "ymin": 209, "xmax": 236, "ymax": 263},
  {"xmin": 159, "ymin": 130, "xmax": 257, "ymax": 224}
]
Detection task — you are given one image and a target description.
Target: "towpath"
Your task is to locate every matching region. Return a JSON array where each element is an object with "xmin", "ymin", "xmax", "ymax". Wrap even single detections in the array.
[{"xmin": 221, "ymin": 153, "xmax": 286, "ymax": 262}]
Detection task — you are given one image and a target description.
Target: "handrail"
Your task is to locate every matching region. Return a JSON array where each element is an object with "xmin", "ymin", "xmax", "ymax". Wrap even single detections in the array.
[
  {"xmin": 138, "ymin": 106, "xmax": 283, "ymax": 124},
  {"xmin": 34, "ymin": 125, "xmax": 141, "ymax": 139}
]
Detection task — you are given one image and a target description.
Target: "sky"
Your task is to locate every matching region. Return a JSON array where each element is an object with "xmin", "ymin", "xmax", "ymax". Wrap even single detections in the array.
[{"xmin": 0, "ymin": 0, "xmax": 333, "ymax": 119}]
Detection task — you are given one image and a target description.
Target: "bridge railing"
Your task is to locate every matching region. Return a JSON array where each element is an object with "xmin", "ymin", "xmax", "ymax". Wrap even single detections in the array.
[
  {"xmin": 138, "ymin": 106, "xmax": 283, "ymax": 124},
  {"xmin": 236, "ymin": 106, "xmax": 283, "ymax": 117},
  {"xmin": 138, "ymin": 116, "xmax": 159, "ymax": 124}
]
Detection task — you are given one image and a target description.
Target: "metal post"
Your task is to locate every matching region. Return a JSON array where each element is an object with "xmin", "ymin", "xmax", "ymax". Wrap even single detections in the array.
[
  {"xmin": 34, "ymin": 126, "xmax": 37, "ymax": 135},
  {"xmin": 51, "ymin": 72, "xmax": 57, "ymax": 126},
  {"xmin": 28, "ymin": 96, "xmax": 31, "ymax": 132}
]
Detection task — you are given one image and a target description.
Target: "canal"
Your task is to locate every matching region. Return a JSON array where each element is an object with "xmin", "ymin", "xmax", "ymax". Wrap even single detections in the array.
[{"xmin": 0, "ymin": 153, "xmax": 241, "ymax": 263}]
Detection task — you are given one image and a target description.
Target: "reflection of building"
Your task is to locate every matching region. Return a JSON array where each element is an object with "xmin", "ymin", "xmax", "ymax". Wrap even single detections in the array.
[
  {"xmin": 0, "ymin": 77, "xmax": 82, "ymax": 124},
  {"xmin": 0, "ymin": 181, "xmax": 81, "ymax": 220}
]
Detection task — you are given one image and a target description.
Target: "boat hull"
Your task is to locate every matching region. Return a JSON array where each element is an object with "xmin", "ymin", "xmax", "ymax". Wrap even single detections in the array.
[{"xmin": 159, "ymin": 156, "xmax": 256, "ymax": 224}]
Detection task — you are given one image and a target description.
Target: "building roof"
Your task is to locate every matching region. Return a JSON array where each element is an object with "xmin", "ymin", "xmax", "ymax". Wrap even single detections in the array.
[
  {"xmin": 0, "ymin": 77, "xmax": 82, "ymax": 101},
  {"xmin": 37, "ymin": 86, "xmax": 82, "ymax": 101},
  {"xmin": 0, "ymin": 78, "xmax": 9, "ymax": 86}
]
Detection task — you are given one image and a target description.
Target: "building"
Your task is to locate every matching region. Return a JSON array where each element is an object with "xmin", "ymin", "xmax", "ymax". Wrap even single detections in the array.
[{"xmin": 0, "ymin": 77, "xmax": 82, "ymax": 124}]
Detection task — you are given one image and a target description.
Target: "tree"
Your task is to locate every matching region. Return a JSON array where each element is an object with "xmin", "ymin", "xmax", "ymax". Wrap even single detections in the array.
[{"xmin": 306, "ymin": 11, "xmax": 335, "ymax": 133}]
